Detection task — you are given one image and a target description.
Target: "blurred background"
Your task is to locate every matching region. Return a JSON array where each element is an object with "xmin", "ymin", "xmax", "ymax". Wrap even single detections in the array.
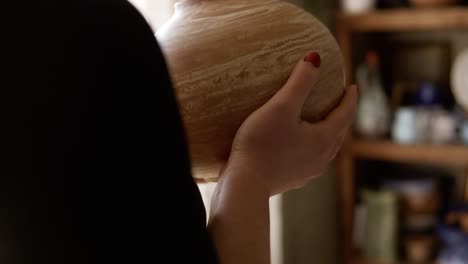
[{"xmin": 130, "ymin": 0, "xmax": 468, "ymax": 263}]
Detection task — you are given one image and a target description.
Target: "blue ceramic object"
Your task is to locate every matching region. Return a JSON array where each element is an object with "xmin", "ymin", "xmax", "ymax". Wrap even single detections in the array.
[
  {"xmin": 414, "ymin": 81, "xmax": 442, "ymax": 106},
  {"xmin": 437, "ymin": 204, "xmax": 468, "ymax": 264}
]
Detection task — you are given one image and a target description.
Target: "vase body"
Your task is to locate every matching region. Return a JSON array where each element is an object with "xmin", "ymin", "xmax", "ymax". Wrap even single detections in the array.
[{"xmin": 157, "ymin": 0, "xmax": 345, "ymax": 181}]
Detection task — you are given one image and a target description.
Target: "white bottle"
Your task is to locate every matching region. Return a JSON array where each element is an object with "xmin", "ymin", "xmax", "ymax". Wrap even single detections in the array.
[
  {"xmin": 355, "ymin": 51, "xmax": 391, "ymax": 138},
  {"xmin": 342, "ymin": 0, "xmax": 376, "ymax": 14}
]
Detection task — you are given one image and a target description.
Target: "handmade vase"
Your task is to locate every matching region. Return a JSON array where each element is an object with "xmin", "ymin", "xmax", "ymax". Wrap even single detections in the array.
[{"xmin": 157, "ymin": 0, "xmax": 345, "ymax": 181}]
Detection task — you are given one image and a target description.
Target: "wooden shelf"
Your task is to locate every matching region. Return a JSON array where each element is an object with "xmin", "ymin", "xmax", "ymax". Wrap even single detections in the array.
[
  {"xmin": 350, "ymin": 140, "xmax": 468, "ymax": 167},
  {"xmin": 352, "ymin": 258, "xmax": 394, "ymax": 264},
  {"xmin": 337, "ymin": 7, "xmax": 468, "ymax": 32},
  {"xmin": 352, "ymin": 257, "xmax": 435, "ymax": 264}
]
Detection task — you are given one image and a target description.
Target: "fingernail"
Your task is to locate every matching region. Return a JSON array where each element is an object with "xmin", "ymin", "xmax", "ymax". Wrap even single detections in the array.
[{"xmin": 304, "ymin": 52, "xmax": 321, "ymax": 68}]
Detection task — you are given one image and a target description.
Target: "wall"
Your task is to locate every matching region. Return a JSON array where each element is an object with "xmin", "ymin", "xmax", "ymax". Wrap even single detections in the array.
[
  {"xmin": 281, "ymin": 1, "xmax": 341, "ymax": 264},
  {"xmin": 282, "ymin": 168, "xmax": 339, "ymax": 264},
  {"xmin": 128, "ymin": 0, "xmax": 174, "ymax": 30}
]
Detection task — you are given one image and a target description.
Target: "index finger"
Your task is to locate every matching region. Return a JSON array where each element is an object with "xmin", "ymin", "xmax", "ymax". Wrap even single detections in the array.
[{"xmin": 266, "ymin": 52, "xmax": 321, "ymax": 116}]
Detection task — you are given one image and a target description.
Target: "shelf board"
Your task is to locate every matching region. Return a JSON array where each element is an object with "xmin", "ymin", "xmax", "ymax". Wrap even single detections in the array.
[
  {"xmin": 352, "ymin": 257, "xmax": 434, "ymax": 264},
  {"xmin": 337, "ymin": 7, "xmax": 468, "ymax": 32},
  {"xmin": 350, "ymin": 140, "xmax": 468, "ymax": 167},
  {"xmin": 353, "ymin": 259, "xmax": 398, "ymax": 264}
]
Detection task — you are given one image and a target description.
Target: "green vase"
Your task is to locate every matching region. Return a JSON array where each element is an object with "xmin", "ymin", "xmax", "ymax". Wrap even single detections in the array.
[{"xmin": 362, "ymin": 189, "xmax": 399, "ymax": 262}]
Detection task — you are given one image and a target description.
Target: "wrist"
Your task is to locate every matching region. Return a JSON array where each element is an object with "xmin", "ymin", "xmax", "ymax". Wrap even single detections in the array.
[
  {"xmin": 208, "ymin": 160, "xmax": 272, "ymax": 264},
  {"xmin": 219, "ymin": 160, "xmax": 271, "ymax": 198},
  {"xmin": 209, "ymin": 162, "xmax": 270, "ymax": 220}
]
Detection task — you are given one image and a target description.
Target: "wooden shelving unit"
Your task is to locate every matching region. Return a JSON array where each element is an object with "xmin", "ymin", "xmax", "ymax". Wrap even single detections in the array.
[
  {"xmin": 352, "ymin": 258, "xmax": 435, "ymax": 264},
  {"xmin": 352, "ymin": 259, "xmax": 392, "ymax": 264},
  {"xmin": 337, "ymin": 8, "xmax": 468, "ymax": 32},
  {"xmin": 336, "ymin": 7, "xmax": 468, "ymax": 82},
  {"xmin": 335, "ymin": 7, "xmax": 468, "ymax": 264},
  {"xmin": 351, "ymin": 140, "xmax": 468, "ymax": 167}
]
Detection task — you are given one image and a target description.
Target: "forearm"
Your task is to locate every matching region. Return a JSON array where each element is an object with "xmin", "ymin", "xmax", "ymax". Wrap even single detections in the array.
[{"xmin": 208, "ymin": 166, "xmax": 270, "ymax": 264}]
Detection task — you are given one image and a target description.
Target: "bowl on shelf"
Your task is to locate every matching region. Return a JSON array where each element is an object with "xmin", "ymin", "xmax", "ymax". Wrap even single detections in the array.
[
  {"xmin": 383, "ymin": 178, "xmax": 441, "ymax": 214},
  {"xmin": 409, "ymin": 0, "xmax": 458, "ymax": 7}
]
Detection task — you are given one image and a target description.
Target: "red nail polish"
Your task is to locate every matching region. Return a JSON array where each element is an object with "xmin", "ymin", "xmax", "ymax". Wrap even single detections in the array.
[{"xmin": 304, "ymin": 52, "xmax": 321, "ymax": 68}]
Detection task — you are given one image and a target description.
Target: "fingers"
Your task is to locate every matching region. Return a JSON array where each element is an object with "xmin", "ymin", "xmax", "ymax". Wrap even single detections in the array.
[
  {"xmin": 302, "ymin": 84, "xmax": 357, "ymax": 159},
  {"xmin": 318, "ymin": 85, "xmax": 358, "ymax": 134},
  {"xmin": 267, "ymin": 52, "xmax": 321, "ymax": 116}
]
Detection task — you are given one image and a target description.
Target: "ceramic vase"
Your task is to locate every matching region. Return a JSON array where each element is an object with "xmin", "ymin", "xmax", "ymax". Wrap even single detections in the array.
[{"xmin": 157, "ymin": 0, "xmax": 345, "ymax": 181}]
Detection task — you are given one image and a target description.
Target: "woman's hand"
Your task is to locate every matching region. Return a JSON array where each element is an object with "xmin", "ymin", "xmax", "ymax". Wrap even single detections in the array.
[
  {"xmin": 223, "ymin": 52, "xmax": 358, "ymax": 196},
  {"xmin": 209, "ymin": 52, "xmax": 357, "ymax": 264}
]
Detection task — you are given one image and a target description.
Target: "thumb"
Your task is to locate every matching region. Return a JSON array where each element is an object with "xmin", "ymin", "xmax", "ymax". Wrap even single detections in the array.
[{"xmin": 267, "ymin": 52, "xmax": 321, "ymax": 116}]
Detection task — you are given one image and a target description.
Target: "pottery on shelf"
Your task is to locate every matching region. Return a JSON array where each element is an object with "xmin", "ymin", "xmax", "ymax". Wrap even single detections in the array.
[
  {"xmin": 404, "ymin": 235, "xmax": 437, "ymax": 263},
  {"xmin": 157, "ymin": 0, "xmax": 345, "ymax": 181},
  {"xmin": 361, "ymin": 190, "xmax": 399, "ymax": 262},
  {"xmin": 392, "ymin": 107, "xmax": 417, "ymax": 144},
  {"xmin": 461, "ymin": 120, "xmax": 468, "ymax": 145},
  {"xmin": 355, "ymin": 51, "xmax": 391, "ymax": 139},
  {"xmin": 341, "ymin": 0, "xmax": 376, "ymax": 14}
]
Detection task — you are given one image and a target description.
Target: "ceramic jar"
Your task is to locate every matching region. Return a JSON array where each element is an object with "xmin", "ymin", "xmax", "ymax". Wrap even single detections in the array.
[
  {"xmin": 431, "ymin": 110, "xmax": 457, "ymax": 144},
  {"xmin": 392, "ymin": 107, "xmax": 417, "ymax": 144},
  {"xmin": 461, "ymin": 120, "xmax": 468, "ymax": 145},
  {"xmin": 157, "ymin": 0, "xmax": 345, "ymax": 181}
]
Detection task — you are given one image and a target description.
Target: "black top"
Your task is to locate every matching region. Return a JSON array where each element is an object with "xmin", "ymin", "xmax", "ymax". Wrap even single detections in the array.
[{"xmin": 3, "ymin": 0, "xmax": 218, "ymax": 263}]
